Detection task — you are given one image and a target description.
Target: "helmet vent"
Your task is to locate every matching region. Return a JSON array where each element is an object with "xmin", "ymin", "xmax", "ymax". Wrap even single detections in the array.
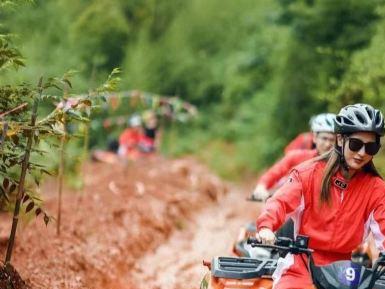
[
  {"xmin": 355, "ymin": 112, "xmax": 367, "ymax": 125},
  {"xmin": 342, "ymin": 117, "xmax": 354, "ymax": 125},
  {"xmin": 366, "ymin": 107, "xmax": 373, "ymax": 119}
]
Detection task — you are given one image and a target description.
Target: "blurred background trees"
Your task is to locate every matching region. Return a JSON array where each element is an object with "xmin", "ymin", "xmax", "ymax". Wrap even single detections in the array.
[{"xmin": 2, "ymin": 0, "xmax": 385, "ymax": 178}]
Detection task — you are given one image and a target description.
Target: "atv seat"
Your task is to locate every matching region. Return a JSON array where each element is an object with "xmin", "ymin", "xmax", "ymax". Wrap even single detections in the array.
[{"xmin": 211, "ymin": 256, "xmax": 277, "ymax": 279}]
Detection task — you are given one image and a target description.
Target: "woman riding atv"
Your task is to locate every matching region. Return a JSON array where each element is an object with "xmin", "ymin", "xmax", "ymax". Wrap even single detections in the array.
[
  {"xmin": 253, "ymin": 113, "xmax": 336, "ymax": 201},
  {"xmin": 255, "ymin": 103, "xmax": 385, "ymax": 289},
  {"xmin": 234, "ymin": 113, "xmax": 336, "ymax": 253}
]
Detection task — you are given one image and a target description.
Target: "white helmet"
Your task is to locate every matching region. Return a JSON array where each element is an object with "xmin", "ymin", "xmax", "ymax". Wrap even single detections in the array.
[
  {"xmin": 335, "ymin": 103, "xmax": 384, "ymax": 136},
  {"xmin": 310, "ymin": 113, "xmax": 336, "ymax": 133},
  {"xmin": 128, "ymin": 114, "xmax": 142, "ymax": 127}
]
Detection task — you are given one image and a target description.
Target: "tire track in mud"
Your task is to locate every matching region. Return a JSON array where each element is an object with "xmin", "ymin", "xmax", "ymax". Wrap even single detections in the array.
[{"xmin": 130, "ymin": 187, "xmax": 263, "ymax": 289}]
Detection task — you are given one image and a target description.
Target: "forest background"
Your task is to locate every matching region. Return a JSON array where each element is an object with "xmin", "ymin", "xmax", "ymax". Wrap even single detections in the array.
[{"xmin": 2, "ymin": 0, "xmax": 385, "ymax": 179}]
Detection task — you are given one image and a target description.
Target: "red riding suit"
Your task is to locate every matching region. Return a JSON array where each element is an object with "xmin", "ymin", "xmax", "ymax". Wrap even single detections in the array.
[
  {"xmin": 256, "ymin": 160, "xmax": 385, "ymax": 289},
  {"xmin": 118, "ymin": 128, "xmax": 153, "ymax": 159},
  {"xmin": 284, "ymin": 132, "xmax": 314, "ymax": 154},
  {"xmin": 258, "ymin": 149, "xmax": 318, "ymax": 190}
]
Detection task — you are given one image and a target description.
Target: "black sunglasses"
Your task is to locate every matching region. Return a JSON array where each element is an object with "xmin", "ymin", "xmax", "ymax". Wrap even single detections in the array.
[{"xmin": 347, "ymin": 137, "xmax": 381, "ymax": 156}]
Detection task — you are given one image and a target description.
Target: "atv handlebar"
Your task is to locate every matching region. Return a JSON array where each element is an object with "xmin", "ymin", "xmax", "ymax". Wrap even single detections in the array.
[
  {"xmin": 246, "ymin": 195, "xmax": 265, "ymax": 202},
  {"xmin": 247, "ymin": 235, "xmax": 385, "ymax": 289},
  {"xmin": 247, "ymin": 236, "xmax": 313, "ymax": 255}
]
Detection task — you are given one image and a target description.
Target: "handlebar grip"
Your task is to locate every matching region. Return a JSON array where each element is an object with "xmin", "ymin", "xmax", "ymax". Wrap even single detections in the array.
[
  {"xmin": 247, "ymin": 237, "xmax": 261, "ymax": 245},
  {"xmin": 246, "ymin": 196, "xmax": 264, "ymax": 202},
  {"xmin": 377, "ymin": 252, "xmax": 385, "ymax": 265}
]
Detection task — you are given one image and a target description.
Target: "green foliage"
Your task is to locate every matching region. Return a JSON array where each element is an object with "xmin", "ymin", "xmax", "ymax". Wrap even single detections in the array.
[
  {"xmin": 122, "ymin": 0, "xmax": 292, "ymax": 174},
  {"xmin": 0, "ymin": 75, "xmax": 98, "ymax": 202},
  {"xmin": 0, "ymin": 36, "xmax": 25, "ymax": 71},
  {"xmin": 70, "ymin": 1, "xmax": 130, "ymax": 72},
  {"xmin": 3, "ymin": 0, "xmax": 385, "ymax": 179},
  {"xmin": 279, "ymin": 0, "xmax": 380, "ymax": 49},
  {"xmin": 124, "ymin": 0, "xmax": 280, "ymax": 104},
  {"xmin": 272, "ymin": 0, "xmax": 384, "ymax": 142},
  {"xmin": 0, "ymin": 0, "xmax": 123, "ymax": 265},
  {"xmin": 332, "ymin": 11, "xmax": 385, "ymax": 110},
  {"xmin": 0, "ymin": 0, "xmax": 31, "ymax": 9}
]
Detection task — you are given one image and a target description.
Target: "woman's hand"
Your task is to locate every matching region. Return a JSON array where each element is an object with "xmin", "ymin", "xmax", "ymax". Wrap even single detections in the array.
[
  {"xmin": 256, "ymin": 228, "xmax": 276, "ymax": 245},
  {"xmin": 252, "ymin": 184, "xmax": 270, "ymax": 201}
]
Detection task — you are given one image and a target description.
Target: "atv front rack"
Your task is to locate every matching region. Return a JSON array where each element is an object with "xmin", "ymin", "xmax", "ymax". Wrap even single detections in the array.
[
  {"xmin": 375, "ymin": 275, "xmax": 385, "ymax": 288},
  {"xmin": 211, "ymin": 256, "xmax": 277, "ymax": 279}
]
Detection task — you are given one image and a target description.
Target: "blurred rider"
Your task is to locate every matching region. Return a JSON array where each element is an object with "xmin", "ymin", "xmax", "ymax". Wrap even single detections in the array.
[
  {"xmin": 138, "ymin": 110, "xmax": 159, "ymax": 153},
  {"xmin": 284, "ymin": 114, "xmax": 322, "ymax": 154},
  {"xmin": 118, "ymin": 114, "xmax": 143, "ymax": 159},
  {"xmin": 253, "ymin": 113, "xmax": 336, "ymax": 201},
  {"xmin": 256, "ymin": 103, "xmax": 385, "ymax": 289}
]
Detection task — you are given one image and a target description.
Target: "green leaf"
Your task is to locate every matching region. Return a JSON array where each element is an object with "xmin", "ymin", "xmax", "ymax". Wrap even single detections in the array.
[
  {"xmin": 44, "ymin": 214, "xmax": 49, "ymax": 226},
  {"xmin": 35, "ymin": 208, "xmax": 42, "ymax": 217},
  {"xmin": 82, "ymin": 99, "xmax": 92, "ymax": 107},
  {"xmin": 0, "ymin": 186, "xmax": 9, "ymax": 202},
  {"xmin": 40, "ymin": 169, "xmax": 53, "ymax": 176},
  {"xmin": 25, "ymin": 201, "xmax": 34, "ymax": 213},
  {"xmin": 2, "ymin": 178, "xmax": 9, "ymax": 189},
  {"xmin": 9, "ymin": 183, "xmax": 16, "ymax": 194},
  {"xmin": 62, "ymin": 78, "xmax": 72, "ymax": 88},
  {"xmin": 34, "ymin": 177, "xmax": 39, "ymax": 187}
]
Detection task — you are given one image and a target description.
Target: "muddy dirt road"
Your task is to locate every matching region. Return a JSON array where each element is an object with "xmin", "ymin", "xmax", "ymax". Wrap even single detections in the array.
[
  {"xmin": 131, "ymin": 187, "xmax": 262, "ymax": 289},
  {"xmin": 0, "ymin": 157, "xmax": 262, "ymax": 289}
]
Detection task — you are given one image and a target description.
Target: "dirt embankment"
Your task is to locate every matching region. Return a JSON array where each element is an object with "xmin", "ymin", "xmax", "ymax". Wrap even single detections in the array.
[{"xmin": 0, "ymin": 156, "xmax": 231, "ymax": 289}]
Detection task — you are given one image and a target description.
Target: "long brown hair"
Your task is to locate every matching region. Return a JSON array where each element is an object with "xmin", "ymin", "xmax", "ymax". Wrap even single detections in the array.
[{"xmin": 318, "ymin": 136, "xmax": 382, "ymax": 205}]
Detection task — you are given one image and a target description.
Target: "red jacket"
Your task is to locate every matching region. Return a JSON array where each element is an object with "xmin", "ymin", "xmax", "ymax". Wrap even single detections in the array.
[
  {"xmin": 119, "ymin": 128, "xmax": 141, "ymax": 148},
  {"xmin": 257, "ymin": 160, "xmax": 385, "ymax": 266},
  {"xmin": 258, "ymin": 149, "xmax": 318, "ymax": 190},
  {"xmin": 118, "ymin": 128, "xmax": 154, "ymax": 158},
  {"xmin": 284, "ymin": 132, "xmax": 314, "ymax": 154}
]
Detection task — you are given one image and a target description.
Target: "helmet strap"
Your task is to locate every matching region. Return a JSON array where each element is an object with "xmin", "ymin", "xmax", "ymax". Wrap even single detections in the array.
[{"xmin": 335, "ymin": 137, "xmax": 350, "ymax": 172}]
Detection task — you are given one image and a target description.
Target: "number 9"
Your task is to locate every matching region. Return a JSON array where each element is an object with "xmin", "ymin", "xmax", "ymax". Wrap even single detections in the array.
[{"xmin": 346, "ymin": 267, "xmax": 356, "ymax": 281}]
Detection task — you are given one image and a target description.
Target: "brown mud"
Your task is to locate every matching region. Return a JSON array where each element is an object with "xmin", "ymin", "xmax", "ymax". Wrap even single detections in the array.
[{"xmin": 0, "ymin": 156, "xmax": 261, "ymax": 289}]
